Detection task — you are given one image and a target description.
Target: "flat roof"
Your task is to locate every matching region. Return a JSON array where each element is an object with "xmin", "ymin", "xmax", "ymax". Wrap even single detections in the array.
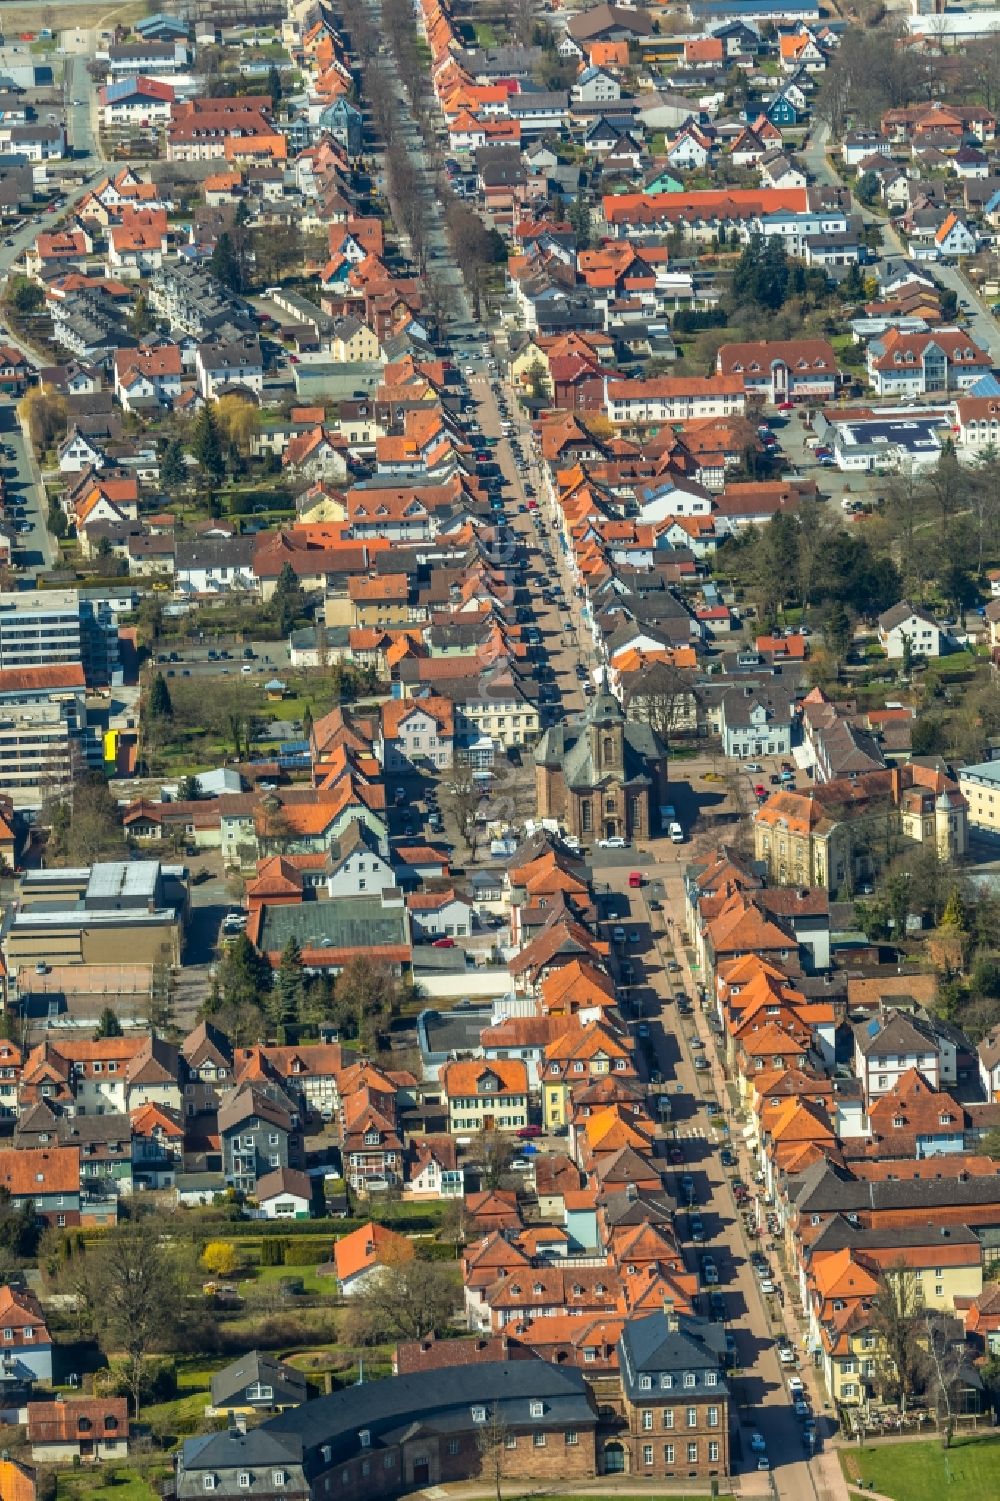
[
  {"xmin": 258, "ymin": 896, "xmax": 407, "ymax": 952},
  {"xmin": 86, "ymin": 861, "xmax": 159, "ymax": 901},
  {"xmin": 421, "ymin": 1005, "xmax": 494, "ymax": 1056},
  {"xmin": 10, "ymin": 907, "xmax": 177, "ymax": 928}
]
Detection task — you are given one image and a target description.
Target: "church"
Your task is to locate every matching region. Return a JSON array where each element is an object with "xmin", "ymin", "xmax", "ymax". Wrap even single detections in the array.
[{"xmin": 534, "ymin": 677, "xmax": 669, "ymax": 844}]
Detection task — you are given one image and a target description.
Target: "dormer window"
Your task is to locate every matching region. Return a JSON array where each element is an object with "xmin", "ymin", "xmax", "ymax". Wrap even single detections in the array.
[
  {"xmin": 472, "ymin": 1408, "xmax": 486, "ymax": 1424},
  {"xmin": 530, "ymin": 1401, "xmax": 544, "ymax": 1418}
]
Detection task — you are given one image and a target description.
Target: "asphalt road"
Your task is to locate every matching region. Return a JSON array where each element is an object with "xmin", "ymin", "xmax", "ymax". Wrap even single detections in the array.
[
  {"xmin": 0, "ymin": 396, "xmax": 56, "ymax": 574},
  {"xmin": 595, "ymin": 849, "xmax": 842, "ymax": 1500}
]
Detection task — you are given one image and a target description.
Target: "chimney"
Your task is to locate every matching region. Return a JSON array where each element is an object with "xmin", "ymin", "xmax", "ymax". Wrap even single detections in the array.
[
  {"xmin": 890, "ymin": 764, "xmax": 902, "ymax": 806},
  {"xmin": 662, "ymin": 1297, "xmax": 677, "ymax": 1332}
]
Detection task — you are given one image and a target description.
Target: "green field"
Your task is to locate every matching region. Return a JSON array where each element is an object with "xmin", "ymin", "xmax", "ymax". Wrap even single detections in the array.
[{"xmin": 841, "ymin": 1433, "xmax": 1000, "ymax": 1501}]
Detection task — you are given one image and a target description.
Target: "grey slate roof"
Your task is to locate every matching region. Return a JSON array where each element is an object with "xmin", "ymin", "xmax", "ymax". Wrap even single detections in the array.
[
  {"xmin": 210, "ymin": 1351, "xmax": 308, "ymax": 1408},
  {"xmin": 619, "ymin": 1310, "xmax": 728, "ymax": 1397}
]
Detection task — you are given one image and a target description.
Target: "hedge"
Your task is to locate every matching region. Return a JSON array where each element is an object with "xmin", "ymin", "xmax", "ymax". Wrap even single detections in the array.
[
  {"xmin": 673, "ymin": 308, "xmax": 728, "ymax": 334},
  {"xmin": 279, "ymin": 1239, "xmax": 333, "ymax": 1266}
]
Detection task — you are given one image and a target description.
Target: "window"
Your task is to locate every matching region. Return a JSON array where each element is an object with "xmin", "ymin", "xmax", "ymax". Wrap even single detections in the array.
[
  {"xmin": 642, "ymin": 1410, "xmax": 653, "ymax": 1430},
  {"xmin": 565, "ymin": 1431, "xmax": 578, "ymax": 1446},
  {"xmin": 662, "ymin": 1409, "xmax": 674, "ymax": 1430},
  {"xmin": 448, "ymin": 1441, "xmax": 460, "ymax": 1456},
  {"xmin": 708, "ymin": 1440, "xmax": 719, "ymax": 1463},
  {"xmin": 642, "ymin": 1445, "xmax": 653, "ymax": 1467},
  {"xmin": 664, "ymin": 1444, "xmax": 674, "ymax": 1465},
  {"xmin": 684, "ymin": 1407, "xmax": 696, "ymax": 1429},
  {"xmin": 660, "ymin": 1374, "xmax": 673, "ymax": 1390},
  {"xmin": 238, "ymin": 1477, "xmax": 250, "ymax": 1490},
  {"xmin": 639, "ymin": 1375, "xmax": 652, "ymax": 1391},
  {"xmin": 203, "ymin": 1481, "xmax": 216, "ymax": 1493},
  {"xmin": 687, "ymin": 1443, "xmax": 698, "ymax": 1463},
  {"xmin": 704, "ymin": 1372, "xmax": 717, "ymax": 1388},
  {"xmin": 504, "ymin": 1436, "xmax": 517, "ymax": 1450},
  {"xmin": 707, "ymin": 1407, "xmax": 719, "ymax": 1428},
  {"xmin": 684, "ymin": 1373, "xmax": 696, "ymax": 1389},
  {"xmin": 472, "ymin": 1408, "xmax": 486, "ymax": 1424},
  {"xmin": 533, "ymin": 1433, "xmax": 546, "ymax": 1448},
  {"xmin": 272, "ymin": 1474, "xmax": 285, "ymax": 1488},
  {"xmin": 530, "ymin": 1401, "xmax": 544, "ymax": 1418}
]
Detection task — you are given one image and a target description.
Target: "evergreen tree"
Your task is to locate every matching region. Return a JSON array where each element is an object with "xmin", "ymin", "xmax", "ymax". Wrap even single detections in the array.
[
  {"xmin": 569, "ymin": 193, "xmax": 592, "ymax": 251},
  {"xmin": 272, "ymin": 937, "xmax": 305, "ymax": 1034},
  {"xmin": 95, "ymin": 1006, "xmax": 123, "ymax": 1039},
  {"xmin": 268, "ymin": 64, "xmax": 283, "ymax": 106},
  {"xmin": 271, "ymin": 561, "xmax": 306, "ymax": 635},
  {"xmin": 210, "ymin": 231, "xmax": 246, "ymax": 294},
  {"xmin": 160, "ymin": 436, "xmax": 186, "ymax": 489},
  {"xmin": 825, "ymin": 601, "xmax": 852, "ymax": 664},
  {"xmin": 218, "ymin": 932, "xmax": 272, "ymax": 1010},
  {"xmin": 129, "ymin": 292, "xmax": 154, "ymax": 339},
  {"xmin": 148, "ymin": 672, "xmax": 173, "ymax": 720},
  {"xmin": 191, "ymin": 404, "xmax": 225, "ymax": 485}
]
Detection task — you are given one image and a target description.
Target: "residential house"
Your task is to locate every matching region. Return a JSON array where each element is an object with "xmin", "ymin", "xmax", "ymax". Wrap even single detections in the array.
[
  {"xmin": 27, "ymin": 1399, "xmax": 128, "ymax": 1464},
  {"xmin": 439, "ymin": 1060, "xmax": 530, "ymax": 1134},
  {"xmin": 877, "ymin": 600, "xmax": 944, "ymax": 660},
  {"xmin": 334, "ymin": 1222, "xmax": 412, "ymax": 1296},
  {"xmin": 208, "ymin": 1352, "xmax": 308, "ymax": 1416}
]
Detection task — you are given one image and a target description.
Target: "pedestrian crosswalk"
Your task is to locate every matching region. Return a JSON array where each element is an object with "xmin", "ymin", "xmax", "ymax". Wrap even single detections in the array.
[{"xmin": 674, "ymin": 1125, "xmax": 710, "ymax": 1141}]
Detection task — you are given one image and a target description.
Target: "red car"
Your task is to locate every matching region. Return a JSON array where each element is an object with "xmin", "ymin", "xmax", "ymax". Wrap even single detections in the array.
[
  {"xmin": 777, "ymin": 401, "xmax": 794, "ymax": 412},
  {"xmin": 526, "ymin": 499, "xmax": 538, "ymax": 510},
  {"xmin": 517, "ymin": 1124, "xmax": 543, "ymax": 1139},
  {"xmin": 754, "ymin": 783, "xmax": 767, "ymax": 799},
  {"xmin": 432, "ymin": 936, "xmax": 455, "ymax": 948}
]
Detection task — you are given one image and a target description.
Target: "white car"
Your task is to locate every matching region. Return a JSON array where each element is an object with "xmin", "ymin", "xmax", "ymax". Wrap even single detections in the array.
[
  {"xmin": 787, "ymin": 1375, "xmax": 805, "ymax": 1396},
  {"xmin": 778, "ymin": 1344, "xmax": 796, "ymax": 1365},
  {"xmin": 597, "ymin": 836, "xmax": 628, "ymax": 849},
  {"xmin": 759, "ymin": 1279, "xmax": 776, "ymax": 1296},
  {"xmin": 744, "ymin": 762, "xmax": 763, "ymax": 773},
  {"xmin": 749, "ymin": 1432, "xmax": 766, "ymax": 1453}
]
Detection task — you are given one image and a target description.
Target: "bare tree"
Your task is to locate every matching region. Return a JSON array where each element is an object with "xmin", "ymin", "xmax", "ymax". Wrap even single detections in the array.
[
  {"xmin": 474, "ymin": 1127, "xmax": 516, "ymax": 1190},
  {"xmin": 476, "ymin": 1402, "xmax": 510, "ymax": 1501},
  {"xmin": 342, "ymin": 1255, "xmax": 459, "ymax": 1343},
  {"xmin": 923, "ymin": 1313, "xmax": 969, "ymax": 1449},
  {"xmin": 447, "ymin": 775, "xmax": 483, "ymax": 859},
  {"xmin": 624, "ymin": 662, "xmax": 697, "ymax": 746},
  {"xmin": 91, "ymin": 1217, "xmax": 187, "ymax": 1418},
  {"xmin": 873, "ymin": 1266, "xmax": 926, "ymax": 1415}
]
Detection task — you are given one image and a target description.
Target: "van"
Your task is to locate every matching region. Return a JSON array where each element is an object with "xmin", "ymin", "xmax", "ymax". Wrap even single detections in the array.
[{"xmin": 669, "ymin": 821, "xmax": 685, "ymax": 844}]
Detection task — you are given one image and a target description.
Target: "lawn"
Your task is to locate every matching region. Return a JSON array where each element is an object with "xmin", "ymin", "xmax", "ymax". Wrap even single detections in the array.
[
  {"xmin": 56, "ymin": 1468, "xmax": 170, "ymax": 1501},
  {"xmin": 840, "ymin": 1432, "xmax": 1000, "ymax": 1501}
]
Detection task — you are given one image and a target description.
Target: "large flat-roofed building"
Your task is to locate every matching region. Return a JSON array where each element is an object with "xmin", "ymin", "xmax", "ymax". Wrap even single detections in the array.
[
  {"xmin": 0, "ymin": 590, "xmax": 121, "ymax": 686},
  {"xmin": 813, "ymin": 405, "xmax": 951, "ymax": 472},
  {"xmin": 0, "ymin": 663, "xmax": 103, "ymax": 808},
  {"xmin": 6, "ymin": 861, "xmax": 187, "ymax": 972}
]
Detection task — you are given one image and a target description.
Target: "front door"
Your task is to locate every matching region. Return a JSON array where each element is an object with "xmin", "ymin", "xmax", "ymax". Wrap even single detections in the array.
[
  {"xmin": 482, "ymin": 1114, "xmax": 495, "ymax": 1131},
  {"xmin": 413, "ymin": 1461, "xmax": 430, "ymax": 1486},
  {"xmin": 605, "ymin": 819, "xmax": 617, "ymax": 840}
]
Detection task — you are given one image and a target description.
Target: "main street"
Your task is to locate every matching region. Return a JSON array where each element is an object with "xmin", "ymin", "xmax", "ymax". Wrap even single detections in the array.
[
  {"xmin": 594, "ymin": 843, "xmax": 848, "ymax": 1501},
  {"xmin": 0, "ymin": 27, "xmax": 107, "ymax": 582}
]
